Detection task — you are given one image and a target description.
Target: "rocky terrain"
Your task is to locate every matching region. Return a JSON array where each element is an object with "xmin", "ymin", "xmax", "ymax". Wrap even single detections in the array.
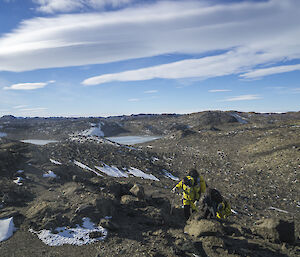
[{"xmin": 0, "ymin": 111, "xmax": 299, "ymax": 257}]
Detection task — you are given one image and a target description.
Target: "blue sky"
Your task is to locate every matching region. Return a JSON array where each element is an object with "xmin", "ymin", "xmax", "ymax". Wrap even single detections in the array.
[{"xmin": 0, "ymin": 0, "xmax": 299, "ymax": 117}]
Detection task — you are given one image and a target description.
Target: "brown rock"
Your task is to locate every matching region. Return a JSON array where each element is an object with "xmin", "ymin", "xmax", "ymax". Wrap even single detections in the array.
[
  {"xmin": 252, "ymin": 218, "xmax": 295, "ymax": 244},
  {"xmin": 98, "ymin": 218, "xmax": 119, "ymax": 231},
  {"xmin": 120, "ymin": 195, "xmax": 139, "ymax": 205},
  {"xmin": 184, "ymin": 218, "xmax": 224, "ymax": 237},
  {"xmin": 129, "ymin": 184, "xmax": 145, "ymax": 199}
]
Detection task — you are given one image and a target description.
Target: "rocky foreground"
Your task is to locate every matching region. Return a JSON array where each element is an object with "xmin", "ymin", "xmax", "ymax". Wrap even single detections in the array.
[{"xmin": 0, "ymin": 112, "xmax": 299, "ymax": 257}]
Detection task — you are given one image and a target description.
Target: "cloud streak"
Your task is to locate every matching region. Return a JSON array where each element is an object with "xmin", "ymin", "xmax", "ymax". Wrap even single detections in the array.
[
  {"xmin": 128, "ymin": 98, "xmax": 139, "ymax": 102},
  {"xmin": 0, "ymin": 0, "xmax": 298, "ymax": 76},
  {"xmin": 240, "ymin": 64, "xmax": 300, "ymax": 79},
  {"xmin": 144, "ymin": 90, "xmax": 158, "ymax": 94},
  {"xmin": 4, "ymin": 82, "xmax": 49, "ymax": 90},
  {"xmin": 82, "ymin": 47, "xmax": 288, "ymax": 85},
  {"xmin": 208, "ymin": 89, "xmax": 232, "ymax": 93},
  {"xmin": 33, "ymin": 0, "xmax": 135, "ymax": 13},
  {"xmin": 222, "ymin": 94, "xmax": 262, "ymax": 102}
]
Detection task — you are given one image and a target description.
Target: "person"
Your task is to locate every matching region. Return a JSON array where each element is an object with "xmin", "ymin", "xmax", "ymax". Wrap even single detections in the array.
[
  {"xmin": 172, "ymin": 169, "xmax": 206, "ymax": 220},
  {"xmin": 202, "ymin": 188, "xmax": 231, "ymax": 219}
]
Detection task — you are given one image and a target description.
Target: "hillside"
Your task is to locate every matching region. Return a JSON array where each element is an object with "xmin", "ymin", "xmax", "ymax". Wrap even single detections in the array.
[{"xmin": 0, "ymin": 111, "xmax": 299, "ymax": 257}]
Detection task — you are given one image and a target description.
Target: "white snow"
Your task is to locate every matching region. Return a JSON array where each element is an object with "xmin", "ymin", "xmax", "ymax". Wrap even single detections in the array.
[
  {"xmin": 231, "ymin": 209, "xmax": 238, "ymax": 215},
  {"xmin": 43, "ymin": 170, "xmax": 57, "ymax": 178},
  {"xmin": 29, "ymin": 217, "xmax": 107, "ymax": 246},
  {"xmin": 13, "ymin": 177, "xmax": 23, "ymax": 185},
  {"xmin": 21, "ymin": 139, "xmax": 58, "ymax": 145},
  {"xmin": 268, "ymin": 206, "xmax": 289, "ymax": 214},
  {"xmin": 50, "ymin": 159, "xmax": 62, "ymax": 165},
  {"xmin": 230, "ymin": 113, "xmax": 248, "ymax": 124},
  {"xmin": 162, "ymin": 170, "xmax": 179, "ymax": 181},
  {"xmin": 95, "ymin": 164, "xmax": 128, "ymax": 178},
  {"xmin": 74, "ymin": 160, "xmax": 103, "ymax": 177},
  {"xmin": 128, "ymin": 167, "xmax": 159, "ymax": 181},
  {"xmin": 0, "ymin": 132, "xmax": 7, "ymax": 138},
  {"xmin": 151, "ymin": 157, "xmax": 159, "ymax": 162},
  {"xmin": 0, "ymin": 217, "xmax": 16, "ymax": 242},
  {"xmin": 81, "ymin": 122, "xmax": 104, "ymax": 137}
]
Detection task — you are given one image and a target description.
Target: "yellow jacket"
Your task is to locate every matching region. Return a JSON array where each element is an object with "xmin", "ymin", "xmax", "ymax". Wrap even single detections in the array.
[
  {"xmin": 174, "ymin": 175, "xmax": 206, "ymax": 210},
  {"xmin": 216, "ymin": 201, "xmax": 231, "ymax": 219}
]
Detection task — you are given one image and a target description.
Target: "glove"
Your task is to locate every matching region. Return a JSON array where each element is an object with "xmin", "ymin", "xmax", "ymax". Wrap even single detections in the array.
[{"xmin": 171, "ymin": 187, "xmax": 177, "ymax": 193}]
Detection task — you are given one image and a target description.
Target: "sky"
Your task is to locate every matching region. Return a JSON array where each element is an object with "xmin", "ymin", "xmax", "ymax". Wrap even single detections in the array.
[{"xmin": 0, "ymin": 0, "xmax": 299, "ymax": 117}]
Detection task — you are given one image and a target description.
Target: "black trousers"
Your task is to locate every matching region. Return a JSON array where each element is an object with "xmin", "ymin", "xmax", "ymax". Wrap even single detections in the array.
[
  {"xmin": 202, "ymin": 196, "xmax": 218, "ymax": 218},
  {"xmin": 184, "ymin": 205, "xmax": 191, "ymax": 220}
]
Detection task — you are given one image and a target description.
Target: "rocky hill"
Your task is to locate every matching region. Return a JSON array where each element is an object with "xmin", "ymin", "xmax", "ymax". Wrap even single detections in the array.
[{"xmin": 0, "ymin": 111, "xmax": 299, "ymax": 257}]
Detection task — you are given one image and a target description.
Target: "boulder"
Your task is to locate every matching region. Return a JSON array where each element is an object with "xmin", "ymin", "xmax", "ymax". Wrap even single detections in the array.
[
  {"xmin": 252, "ymin": 218, "xmax": 295, "ymax": 244},
  {"xmin": 184, "ymin": 218, "xmax": 224, "ymax": 237},
  {"xmin": 129, "ymin": 184, "xmax": 145, "ymax": 199},
  {"xmin": 120, "ymin": 195, "xmax": 139, "ymax": 205},
  {"xmin": 25, "ymin": 201, "xmax": 56, "ymax": 219},
  {"xmin": 98, "ymin": 218, "xmax": 119, "ymax": 231}
]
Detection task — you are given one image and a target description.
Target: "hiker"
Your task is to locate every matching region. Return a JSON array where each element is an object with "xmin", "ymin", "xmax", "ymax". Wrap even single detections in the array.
[
  {"xmin": 202, "ymin": 188, "xmax": 231, "ymax": 219},
  {"xmin": 172, "ymin": 169, "xmax": 206, "ymax": 220}
]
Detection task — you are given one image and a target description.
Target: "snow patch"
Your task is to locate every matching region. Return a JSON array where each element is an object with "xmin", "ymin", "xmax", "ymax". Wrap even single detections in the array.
[
  {"xmin": 81, "ymin": 122, "xmax": 104, "ymax": 137},
  {"xmin": 0, "ymin": 217, "xmax": 16, "ymax": 242},
  {"xmin": 230, "ymin": 113, "xmax": 248, "ymax": 124},
  {"xmin": 74, "ymin": 160, "xmax": 103, "ymax": 177},
  {"xmin": 50, "ymin": 159, "xmax": 62, "ymax": 165},
  {"xmin": 162, "ymin": 170, "xmax": 179, "ymax": 181},
  {"xmin": 16, "ymin": 170, "xmax": 24, "ymax": 174},
  {"xmin": 231, "ymin": 209, "xmax": 238, "ymax": 215},
  {"xmin": 0, "ymin": 132, "xmax": 7, "ymax": 138},
  {"xmin": 128, "ymin": 167, "xmax": 159, "ymax": 181},
  {"xmin": 95, "ymin": 164, "xmax": 128, "ymax": 178},
  {"xmin": 13, "ymin": 177, "xmax": 23, "ymax": 185},
  {"xmin": 21, "ymin": 139, "xmax": 58, "ymax": 145},
  {"xmin": 29, "ymin": 217, "xmax": 107, "ymax": 246},
  {"xmin": 43, "ymin": 170, "xmax": 57, "ymax": 178},
  {"xmin": 268, "ymin": 206, "xmax": 289, "ymax": 214}
]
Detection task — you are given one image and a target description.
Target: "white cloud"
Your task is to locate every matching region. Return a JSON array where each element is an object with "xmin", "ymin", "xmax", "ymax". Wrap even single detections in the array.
[
  {"xmin": 82, "ymin": 48, "xmax": 285, "ymax": 85},
  {"xmin": 222, "ymin": 94, "xmax": 262, "ymax": 102},
  {"xmin": 19, "ymin": 107, "xmax": 48, "ymax": 112},
  {"xmin": 209, "ymin": 89, "xmax": 232, "ymax": 93},
  {"xmin": 33, "ymin": 0, "xmax": 134, "ymax": 13},
  {"xmin": 128, "ymin": 98, "xmax": 139, "ymax": 102},
  {"xmin": 291, "ymin": 88, "xmax": 300, "ymax": 93},
  {"xmin": 240, "ymin": 64, "xmax": 300, "ymax": 79},
  {"xmin": 0, "ymin": 0, "xmax": 299, "ymax": 78},
  {"xmin": 144, "ymin": 90, "xmax": 158, "ymax": 94},
  {"xmin": 13, "ymin": 105, "xmax": 28, "ymax": 109},
  {"xmin": 33, "ymin": 0, "xmax": 83, "ymax": 13},
  {"xmin": 3, "ymin": 82, "xmax": 48, "ymax": 90}
]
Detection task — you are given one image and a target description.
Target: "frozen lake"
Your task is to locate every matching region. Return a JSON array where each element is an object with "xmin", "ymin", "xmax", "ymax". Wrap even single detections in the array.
[
  {"xmin": 0, "ymin": 132, "xmax": 7, "ymax": 138},
  {"xmin": 106, "ymin": 136, "xmax": 161, "ymax": 145},
  {"xmin": 21, "ymin": 139, "xmax": 59, "ymax": 145}
]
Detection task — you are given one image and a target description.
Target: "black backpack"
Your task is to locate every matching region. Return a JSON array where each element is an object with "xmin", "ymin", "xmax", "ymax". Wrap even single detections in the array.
[{"xmin": 209, "ymin": 188, "xmax": 223, "ymax": 204}]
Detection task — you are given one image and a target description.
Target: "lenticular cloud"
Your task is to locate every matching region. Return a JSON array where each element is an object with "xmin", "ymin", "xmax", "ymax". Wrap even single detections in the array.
[{"xmin": 0, "ymin": 0, "xmax": 299, "ymax": 81}]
